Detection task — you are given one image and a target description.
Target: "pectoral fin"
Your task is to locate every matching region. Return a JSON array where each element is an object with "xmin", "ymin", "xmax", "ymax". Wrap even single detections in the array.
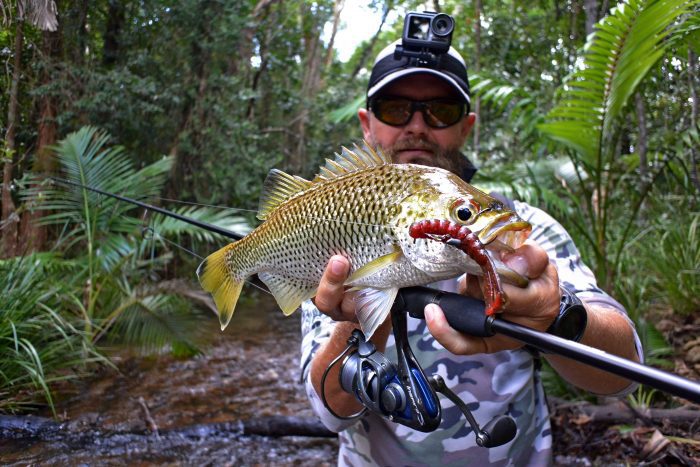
[
  {"xmin": 258, "ymin": 272, "xmax": 317, "ymax": 315},
  {"xmin": 346, "ymin": 247, "xmax": 403, "ymax": 285},
  {"xmin": 354, "ymin": 287, "xmax": 399, "ymax": 339}
]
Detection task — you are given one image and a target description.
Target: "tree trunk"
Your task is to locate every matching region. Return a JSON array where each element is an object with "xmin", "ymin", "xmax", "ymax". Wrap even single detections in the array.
[
  {"xmin": 570, "ymin": 2, "xmax": 581, "ymax": 44},
  {"xmin": 584, "ymin": 0, "xmax": 598, "ymax": 36},
  {"xmin": 472, "ymin": 0, "xmax": 482, "ymax": 157},
  {"xmin": 71, "ymin": 0, "xmax": 90, "ymax": 65},
  {"xmin": 18, "ymin": 25, "xmax": 63, "ymax": 254},
  {"xmin": 227, "ymin": 0, "xmax": 280, "ymax": 77},
  {"xmin": 551, "ymin": 399, "xmax": 700, "ymax": 424},
  {"xmin": 635, "ymin": 92, "xmax": 647, "ymax": 182},
  {"xmin": 323, "ymin": 0, "xmax": 344, "ymax": 70},
  {"xmin": 166, "ymin": 1, "xmax": 215, "ymax": 199},
  {"xmin": 288, "ymin": 3, "xmax": 326, "ymax": 173},
  {"xmin": 103, "ymin": 0, "xmax": 125, "ymax": 67},
  {"xmin": 0, "ymin": 414, "xmax": 335, "ymax": 441},
  {"xmin": 33, "ymin": 28, "xmax": 62, "ymax": 176},
  {"xmin": 689, "ymin": 49, "xmax": 699, "ymax": 192},
  {"xmin": 350, "ymin": 2, "xmax": 391, "ymax": 80},
  {"xmin": 2, "ymin": 18, "xmax": 24, "ymax": 258},
  {"xmin": 246, "ymin": 5, "xmax": 276, "ymax": 121},
  {"xmin": 554, "ymin": 0, "xmax": 562, "ymax": 20}
]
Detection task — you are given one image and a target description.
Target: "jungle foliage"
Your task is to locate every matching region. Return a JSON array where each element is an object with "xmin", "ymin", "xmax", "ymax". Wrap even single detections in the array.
[{"xmin": 1, "ymin": 0, "xmax": 698, "ymax": 411}]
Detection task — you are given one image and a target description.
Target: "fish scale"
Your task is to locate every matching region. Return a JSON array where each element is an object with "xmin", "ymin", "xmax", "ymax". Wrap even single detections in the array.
[{"xmin": 197, "ymin": 144, "xmax": 531, "ymax": 337}]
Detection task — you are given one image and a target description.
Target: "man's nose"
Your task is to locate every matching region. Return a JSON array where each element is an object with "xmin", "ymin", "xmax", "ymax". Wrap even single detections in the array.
[{"xmin": 403, "ymin": 108, "xmax": 430, "ymax": 135}]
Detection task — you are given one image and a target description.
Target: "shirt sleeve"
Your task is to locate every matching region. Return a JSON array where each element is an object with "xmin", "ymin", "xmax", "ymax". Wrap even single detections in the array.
[
  {"xmin": 515, "ymin": 200, "xmax": 644, "ymax": 396},
  {"xmin": 299, "ymin": 299, "xmax": 364, "ymax": 432}
]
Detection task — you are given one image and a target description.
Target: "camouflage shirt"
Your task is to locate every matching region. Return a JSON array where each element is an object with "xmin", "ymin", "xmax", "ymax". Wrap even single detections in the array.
[{"xmin": 300, "ymin": 201, "xmax": 642, "ymax": 466}]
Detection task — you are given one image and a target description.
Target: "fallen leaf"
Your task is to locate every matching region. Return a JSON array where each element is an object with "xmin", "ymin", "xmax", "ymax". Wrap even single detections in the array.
[
  {"xmin": 641, "ymin": 429, "xmax": 670, "ymax": 459},
  {"xmin": 571, "ymin": 413, "xmax": 592, "ymax": 425}
]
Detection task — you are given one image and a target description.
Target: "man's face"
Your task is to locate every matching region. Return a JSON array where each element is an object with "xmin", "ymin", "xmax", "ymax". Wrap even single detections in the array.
[{"xmin": 358, "ymin": 73, "xmax": 475, "ymax": 173}]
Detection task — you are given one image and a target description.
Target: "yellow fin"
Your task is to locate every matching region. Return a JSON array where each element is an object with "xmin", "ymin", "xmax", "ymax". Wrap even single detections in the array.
[
  {"xmin": 258, "ymin": 272, "xmax": 317, "ymax": 315},
  {"xmin": 346, "ymin": 247, "xmax": 403, "ymax": 285},
  {"xmin": 313, "ymin": 141, "xmax": 391, "ymax": 182},
  {"xmin": 196, "ymin": 245, "xmax": 244, "ymax": 330},
  {"xmin": 257, "ymin": 169, "xmax": 313, "ymax": 220}
]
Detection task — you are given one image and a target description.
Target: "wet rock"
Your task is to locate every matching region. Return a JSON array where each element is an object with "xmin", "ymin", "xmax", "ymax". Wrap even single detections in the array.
[
  {"xmin": 655, "ymin": 319, "xmax": 676, "ymax": 334},
  {"xmin": 682, "ymin": 338, "xmax": 700, "ymax": 352},
  {"xmin": 686, "ymin": 345, "xmax": 700, "ymax": 364}
]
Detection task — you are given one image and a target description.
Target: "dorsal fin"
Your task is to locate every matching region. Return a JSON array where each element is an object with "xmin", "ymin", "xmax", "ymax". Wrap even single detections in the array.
[
  {"xmin": 257, "ymin": 169, "xmax": 313, "ymax": 220},
  {"xmin": 313, "ymin": 141, "xmax": 391, "ymax": 182}
]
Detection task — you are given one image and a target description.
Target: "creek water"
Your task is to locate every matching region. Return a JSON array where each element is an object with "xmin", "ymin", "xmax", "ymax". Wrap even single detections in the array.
[{"xmin": 0, "ymin": 293, "xmax": 339, "ymax": 465}]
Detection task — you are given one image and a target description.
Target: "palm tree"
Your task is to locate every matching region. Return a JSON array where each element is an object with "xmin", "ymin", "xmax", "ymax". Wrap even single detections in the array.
[
  {"xmin": 24, "ymin": 126, "xmax": 250, "ymax": 354},
  {"xmin": 538, "ymin": 0, "xmax": 699, "ymax": 289}
]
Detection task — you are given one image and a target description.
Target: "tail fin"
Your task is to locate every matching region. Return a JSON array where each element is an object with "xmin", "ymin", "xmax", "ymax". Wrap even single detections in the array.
[{"xmin": 197, "ymin": 244, "xmax": 244, "ymax": 331}]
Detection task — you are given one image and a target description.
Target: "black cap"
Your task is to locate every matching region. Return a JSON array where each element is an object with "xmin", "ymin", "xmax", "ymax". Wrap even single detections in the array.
[{"xmin": 367, "ymin": 40, "xmax": 471, "ymax": 105}]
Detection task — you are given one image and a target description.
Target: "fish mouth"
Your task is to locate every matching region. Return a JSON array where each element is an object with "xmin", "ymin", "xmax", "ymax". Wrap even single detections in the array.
[{"xmin": 477, "ymin": 212, "xmax": 531, "ymax": 248}]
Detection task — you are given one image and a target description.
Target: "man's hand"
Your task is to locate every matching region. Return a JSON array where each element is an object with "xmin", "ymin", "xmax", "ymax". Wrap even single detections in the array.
[
  {"xmin": 313, "ymin": 255, "xmax": 357, "ymax": 322},
  {"xmin": 309, "ymin": 255, "xmax": 394, "ymax": 418},
  {"xmin": 425, "ymin": 241, "xmax": 560, "ymax": 355}
]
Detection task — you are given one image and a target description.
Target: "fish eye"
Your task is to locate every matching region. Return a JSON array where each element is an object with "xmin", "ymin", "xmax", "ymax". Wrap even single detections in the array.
[
  {"xmin": 456, "ymin": 206, "xmax": 472, "ymax": 222},
  {"xmin": 451, "ymin": 200, "xmax": 476, "ymax": 224}
]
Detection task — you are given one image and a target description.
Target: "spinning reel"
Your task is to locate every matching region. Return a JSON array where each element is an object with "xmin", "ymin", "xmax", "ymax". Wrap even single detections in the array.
[{"xmin": 321, "ymin": 287, "xmax": 522, "ymax": 448}]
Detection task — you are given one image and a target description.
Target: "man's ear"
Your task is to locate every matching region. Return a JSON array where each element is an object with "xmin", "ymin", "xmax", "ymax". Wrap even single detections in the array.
[
  {"xmin": 358, "ymin": 108, "xmax": 372, "ymax": 141},
  {"xmin": 461, "ymin": 112, "xmax": 476, "ymax": 139}
]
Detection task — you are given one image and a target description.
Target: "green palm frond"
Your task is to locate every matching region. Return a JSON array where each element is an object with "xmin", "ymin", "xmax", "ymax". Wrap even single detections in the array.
[
  {"xmin": 540, "ymin": 0, "xmax": 696, "ymax": 164},
  {"xmin": 149, "ymin": 206, "xmax": 253, "ymax": 243},
  {"xmin": 26, "ymin": 128, "xmax": 184, "ymax": 265},
  {"xmin": 103, "ymin": 287, "xmax": 207, "ymax": 356},
  {"xmin": 25, "ymin": 127, "xmax": 173, "ymax": 250},
  {"xmin": 535, "ymin": 0, "xmax": 698, "ymax": 288},
  {"xmin": 471, "ymin": 74, "xmax": 524, "ymax": 114},
  {"xmin": 329, "ymin": 94, "xmax": 365, "ymax": 124},
  {"xmin": 478, "ymin": 156, "xmax": 584, "ymax": 215},
  {"xmin": 470, "ymin": 73, "xmax": 545, "ymax": 150},
  {"xmin": 19, "ymin": 126, "xmax": 247, "ymax": 355}
]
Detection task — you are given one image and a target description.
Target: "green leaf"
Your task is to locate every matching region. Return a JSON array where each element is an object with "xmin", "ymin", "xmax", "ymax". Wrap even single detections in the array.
[{"xmin": 541, "ymin": 0, "xmax": 697, "ymax": 164}]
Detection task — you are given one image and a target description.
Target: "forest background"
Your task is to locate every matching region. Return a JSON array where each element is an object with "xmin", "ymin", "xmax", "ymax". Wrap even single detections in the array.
[{"xmin": 0, "ymin": 0, "xmax": 699, "ymax": 443}]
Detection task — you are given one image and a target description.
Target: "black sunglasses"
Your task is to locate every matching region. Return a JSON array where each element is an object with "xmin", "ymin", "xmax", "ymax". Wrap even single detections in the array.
[{"xmin": 370, "ymin": 97, "xmax": 467, "ymax": 128}]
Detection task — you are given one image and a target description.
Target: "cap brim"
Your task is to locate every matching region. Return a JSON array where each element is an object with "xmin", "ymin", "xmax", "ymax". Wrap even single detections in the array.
[{"xmin": 366, "ymin": 68, "xmax": 471, "ymax": 105}]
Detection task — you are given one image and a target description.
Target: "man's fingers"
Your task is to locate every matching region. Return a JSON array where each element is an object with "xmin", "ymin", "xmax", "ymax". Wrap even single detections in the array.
[
  {"xmin": 314, "ymin": 255, "xmax": 350, "ymax": 314},
  {"xmin": 501, "ymin": 242, "xmax": 549, "ymax": 279},
  {"xmin": 424, "ymin": 304, "xmax": 474, "ymax": 354},
  {"xmin": 459, "ymin": 274, "xmax": 483, "ymax": 298},
  {"xmin": 425, "ymin": 304, "xmax": 522, "ymax": 355}
]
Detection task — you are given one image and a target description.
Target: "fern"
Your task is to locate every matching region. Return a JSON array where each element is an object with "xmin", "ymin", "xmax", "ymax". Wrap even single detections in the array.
[
  {"xmin": 541, "ymin": 0, "xmax": 695, "ymax": 164},
  {"xmin": 538, "ymin": 0, "xmax": 698, "ymax": 288},
  {"xmin": 21, "ymin": 127, "xmax": 246, "ymax": 354}
]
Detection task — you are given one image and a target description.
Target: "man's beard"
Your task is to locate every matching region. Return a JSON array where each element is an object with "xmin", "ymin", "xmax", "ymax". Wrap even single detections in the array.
[{"xmin": 375, "ymin": 137, "xmax": 469, "ymax": 177}]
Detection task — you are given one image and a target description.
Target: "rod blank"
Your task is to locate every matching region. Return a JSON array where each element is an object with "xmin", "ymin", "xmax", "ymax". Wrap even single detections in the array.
[{"xmin": 51, "ymin": 177, "xmax": 244, "ymax": 240}]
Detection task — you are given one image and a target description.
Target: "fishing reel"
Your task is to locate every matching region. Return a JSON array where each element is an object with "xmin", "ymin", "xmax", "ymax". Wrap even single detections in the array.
[{"xmin": 321, "ymin": 288, "xmax": 519, "ymax": 448}]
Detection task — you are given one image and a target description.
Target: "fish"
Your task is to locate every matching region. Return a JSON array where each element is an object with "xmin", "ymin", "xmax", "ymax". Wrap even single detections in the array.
[{"xmin": 197, "ymin": 143, "xmax": 531, "ymax": 337}]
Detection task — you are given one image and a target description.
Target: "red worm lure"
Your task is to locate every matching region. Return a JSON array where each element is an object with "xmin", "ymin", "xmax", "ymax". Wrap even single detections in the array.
[{"xmin": 409, "ymin": 219, "xmax": 505, "ymax": 316}]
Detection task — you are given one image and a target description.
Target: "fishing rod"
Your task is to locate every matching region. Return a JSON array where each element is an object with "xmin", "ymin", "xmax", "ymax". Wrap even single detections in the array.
[
  {"xmin": 324, "ymin": 287, "xmax": 700, "ymax": 447},
  {"xmin": 49, "ymin": 177, "xmax": 245, "ymax": 241},
  {"xmin": 53, "ymin": 179, "xmax": 700, "ymax": 443},
  {"xmin": 400, "ymin": 287, "xmax": 700, "ymax": 404}
]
